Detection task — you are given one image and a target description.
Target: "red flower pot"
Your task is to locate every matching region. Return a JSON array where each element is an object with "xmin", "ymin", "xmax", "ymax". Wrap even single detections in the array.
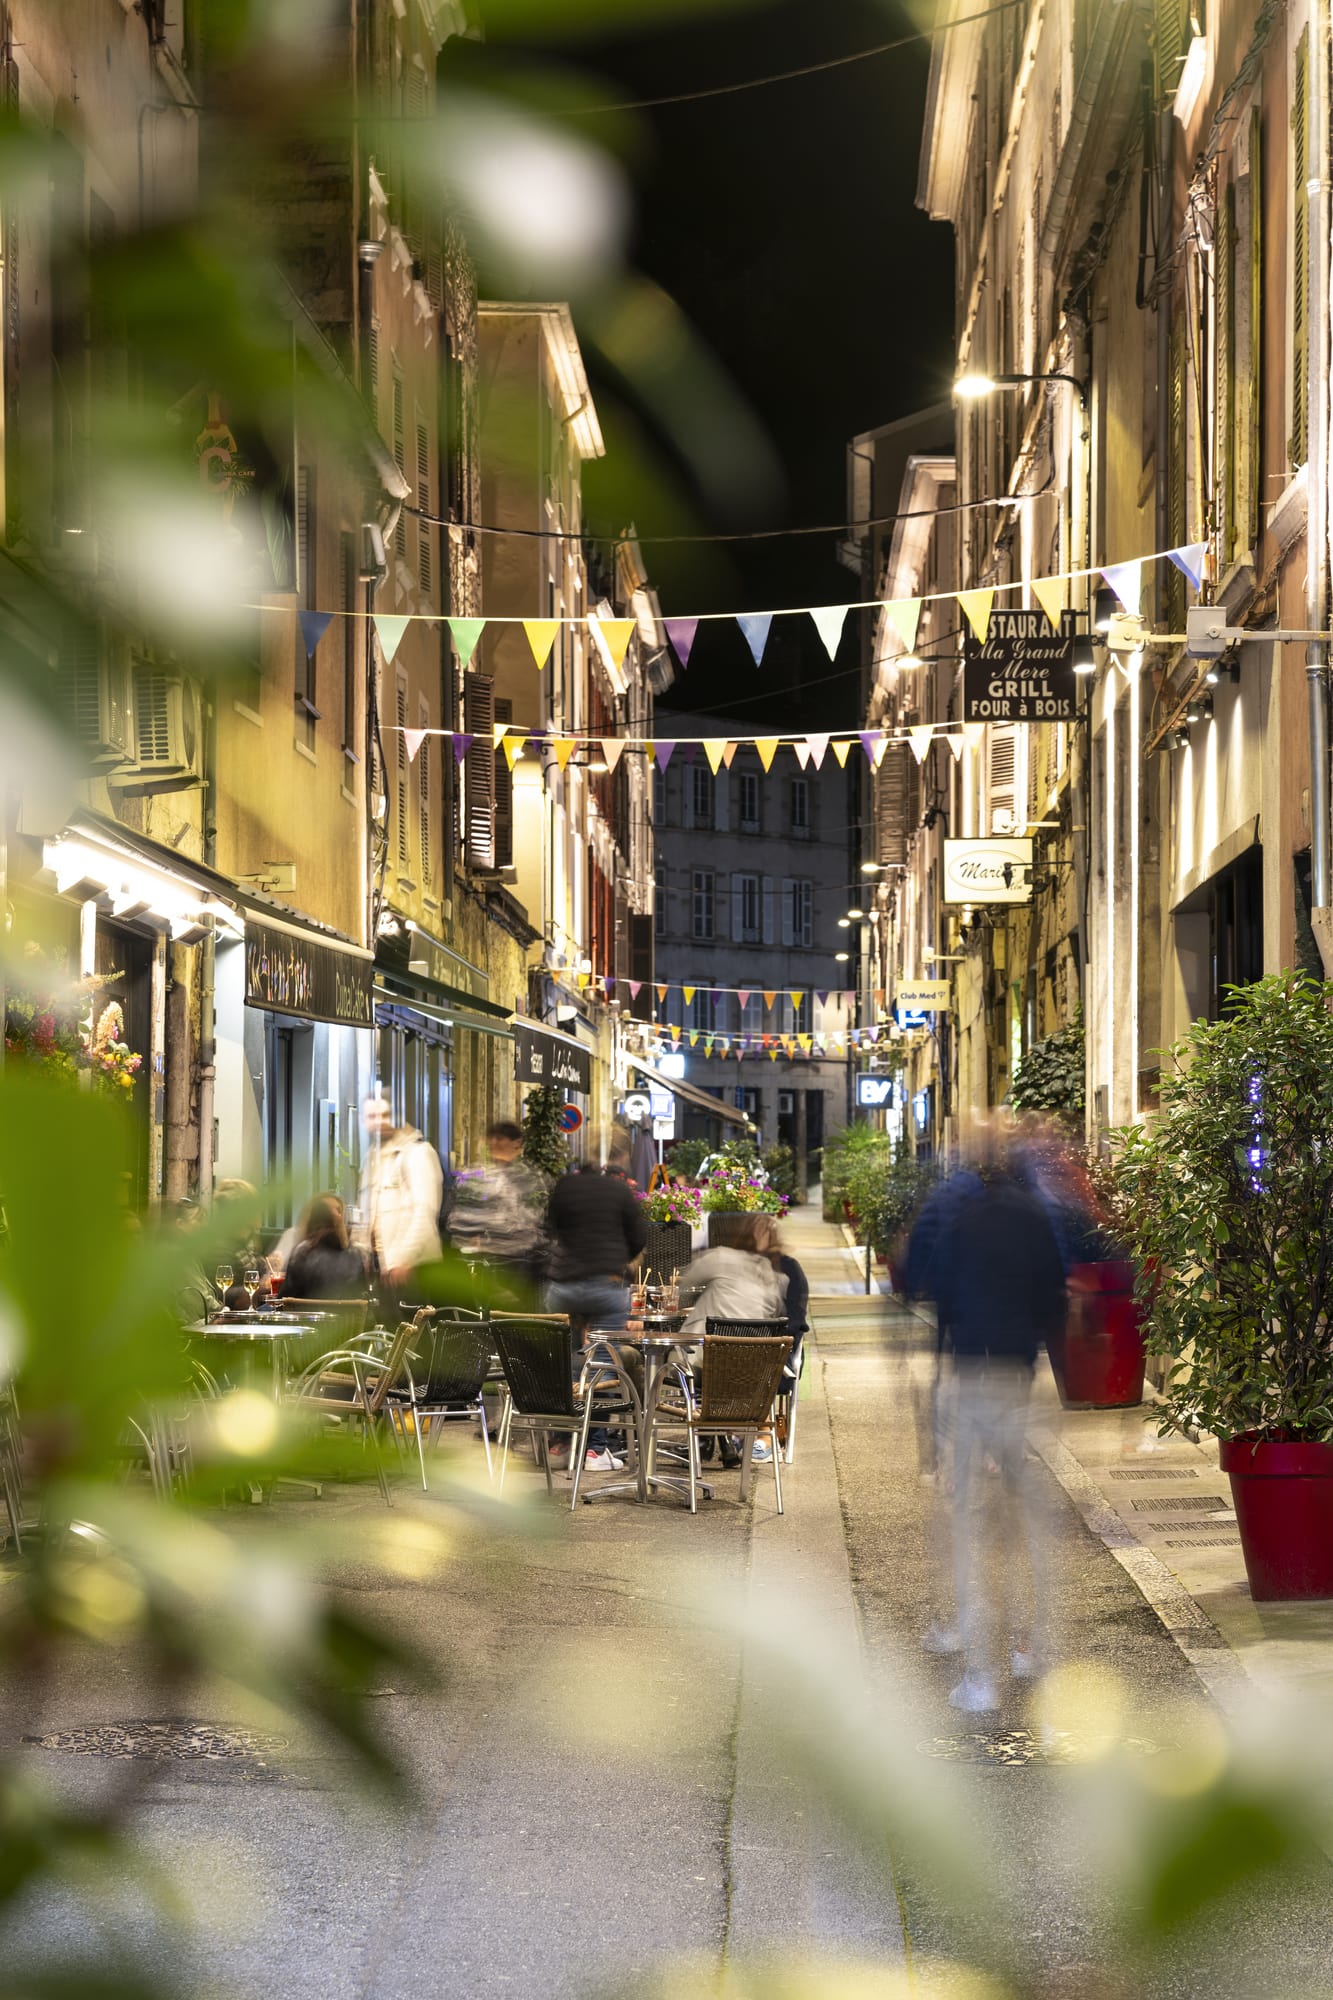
[
  {"xmin": 1220, "ymin": 1436, "xmax": 1333, "ymax": 1601},
  {"xmin": 1052, "ymin": 1261, "xmax": 1146, "ymax": 1408}
]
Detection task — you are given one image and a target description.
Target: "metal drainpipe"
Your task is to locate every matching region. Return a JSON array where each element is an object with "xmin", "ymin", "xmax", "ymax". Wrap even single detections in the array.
[
  {"xmin": 197, "ymin": 686, "xmax": 218, "ymax": 1208},
  {"xmin": 1308, "ymin": 0, "xmax": 1333, "ymax": 931}
]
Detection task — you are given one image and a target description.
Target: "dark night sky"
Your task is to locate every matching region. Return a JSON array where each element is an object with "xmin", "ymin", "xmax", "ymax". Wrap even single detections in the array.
[{"xmin": 458, "ymin": 2, "xmax": 955, "ymax": 728}]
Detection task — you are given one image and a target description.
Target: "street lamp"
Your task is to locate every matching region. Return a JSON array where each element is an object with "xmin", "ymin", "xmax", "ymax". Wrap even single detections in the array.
[{"xmin": 953, "ymin": 369, "xmax": 1089, "ymax": 411}]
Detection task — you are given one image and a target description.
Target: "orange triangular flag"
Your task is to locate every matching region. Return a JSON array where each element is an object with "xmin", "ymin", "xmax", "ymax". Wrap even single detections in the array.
[
  {"xmin": 721, "ymin": 741, "xmax": 738, "ymax": 768},
  {"xmin": 523, "ymin": 619, "xmax": 560, "ymax": 670},
  {"xmin": 703, "ymin": 739, "xmax": 727, "ymax": 774},
  {"xmin": 832, "ymin": 739, "xmax": 853, "ymax": 766},
  {"xmin": 656, "ymin": 984, "xmax": 668, "ymax": 1003},
  {"xmin": 763, "ymin": 991, "xmax": 778, "ymax": 1010},
  {"xmin": 755, "ymin": 737, "xmax": 780, "ymax": 772}
]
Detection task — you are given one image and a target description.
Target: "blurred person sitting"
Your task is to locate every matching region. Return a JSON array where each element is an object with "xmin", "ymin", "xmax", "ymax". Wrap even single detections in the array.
[
  {"xmin": 679, "ymin": 1215, "xmax": 786, "ymax": 1470},
  {"xmin": 355, "ymin": 1096, "xmax": 444, "ymax": 1308},
  {"xmin": 280, "ymin": 1193, "xmax": 367, "ymax": 1303},
  {"xmin": 543, "ymin": 1128, "xmax": 648, "ymax": 1472},
  {"xmin": 749, "ymin": 1214, "xmax": 809, "ymax": 1463},
  {"xmin": 212, "ymin": 1177, "xmax": 272, "ymax": 1309},
  {"xmin": 445, "ymin": 1119, "xmax": 547, "ymax": 1297},
  {"xmin": 170, "ymin": 1197, "xmax": 218, "ymax": 1324}
]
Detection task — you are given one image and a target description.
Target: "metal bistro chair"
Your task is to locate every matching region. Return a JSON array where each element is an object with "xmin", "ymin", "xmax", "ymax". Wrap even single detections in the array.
[
  {"xmin": 290, "ymin": 1311, "xmax": 424, "ymax": 1505},
  {"xmin": 647, "ymin": 1322, "xmax": 789, "ymax": 1515},
  {"xmin": 0, "ymin": 1385, "xmax": 25, "ymax": 1551},
  {"xmin": 385, "ymin": 1311, "xmax": 495, "ymax": 1490},
  {"xmin": 774, "ymin": 1339, "xmax": 806, "ymax": 1466},
  {"xmin": 492, "ymin": 1316, "xmax": 645, "ymax": 1511}
]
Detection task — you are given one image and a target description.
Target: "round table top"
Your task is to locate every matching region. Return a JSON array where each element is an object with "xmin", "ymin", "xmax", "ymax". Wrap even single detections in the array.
[{"xmin": 187, "ymin": 1321, "xmax": 296, "ymax": 1342}]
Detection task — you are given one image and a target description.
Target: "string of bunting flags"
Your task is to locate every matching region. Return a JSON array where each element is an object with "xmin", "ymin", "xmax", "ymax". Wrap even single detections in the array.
[{"xmin": 284, "ymin": 541, "xmax": 1208, "ymax": 737}]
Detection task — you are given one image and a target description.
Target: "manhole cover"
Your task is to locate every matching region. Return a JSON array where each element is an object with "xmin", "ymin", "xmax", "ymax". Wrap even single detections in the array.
[
  {"xmin": 1107, "ymin": 1467, "xmax": 1200, "ymax": 1480},
  {"xmin": 26, "ymin": 1721, "xmax": 289, "ymax": 1763},
  {"xmin": 921, "ymin": 1728, "xmax": 1161, "ymax": 1765}
]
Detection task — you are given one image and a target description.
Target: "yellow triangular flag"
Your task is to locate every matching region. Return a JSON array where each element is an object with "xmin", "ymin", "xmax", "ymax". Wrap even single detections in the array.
[
  {"xmin": 963, "ymin": 722, "xmax": 986, "ymax": 750},
  {"xmin": 722, "ymin": 741, "xmax": 738, "ymax": 768},
  {"xmin": 755, "ymin": 737, "xmax": 780, "ymax": 772},
  {"xmin": 577, "ymin": 972, "xmax": 590, "ymax": 989},
  {"xmin": 885, "ymin": 598, "xmax": 922, "ymax": 653},
  {"xmin": 683, "ymin": 986, "xmax": 695, "ymax": 1004},
  {"xmin": 789, "ymin": 990, "xmax": 802, "ymax": 1008},
  {"xmin": 832, "ymin": 739, "xmax": 853, "ymax": 766},
  {"xmin": 601, "ymin": 738, "xmax": 625, "ymax": 773},
  {"xmin": 643, "ymin": 740, "xmax": 654, "ymax": 766},
  {"xmin": 703, "ymin": 739, "xmax": 727, "ymax": 774},
  {"xmin": 1031, "ymin": 576, "xmax": 1066, "ymax": 631},
  {"xmin": 958, "ymin": 588, "xmax": 995, "ymax": 643},
  {"xmin": 769, "ymin": 1048, "xmax": 779, "ymax": 1063},
  {"xmin": 502, "ymin": 734, "xmax": 526, "ymax": 769},
  {"xmin": 908, "ymin": 725, "xmax": 934, "ymax": 764},
  {"xmin": 589, "ymin": 616, "xmax": 636, "ymax": 669},
  {"xmin": 551, "ymin": 737, "xmax": 576, "ymax": 772},
  {"xmin": 523, "ymin": 619, "xmax": 561, "ymax": 670}
]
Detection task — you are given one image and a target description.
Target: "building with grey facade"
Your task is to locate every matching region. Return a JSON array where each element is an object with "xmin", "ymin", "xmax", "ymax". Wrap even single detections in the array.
[{"xmin": 651, "ymin": 713, "xmax": 855, "ymax": 1181}]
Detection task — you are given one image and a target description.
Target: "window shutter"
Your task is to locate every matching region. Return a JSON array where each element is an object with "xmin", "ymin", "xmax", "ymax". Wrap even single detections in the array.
[
  {"xmin": 395, "ymin": 681, "xmax": 410, "ymax": 869},
  {"xmin": 761, "ymin": 875, "xmax": 775, "ymax": 945},
  {"xmin": 1215, "ymin": 184, "xmax": 1236, "ymax": 565},
  {"xmin": 713, "ymin": 769, "xmax": 728, "ymax": 832},
  {"xmin": 341, "ymin": 530, "xmax": 357, "ymax": 752},
  {"xmin": 392, "ymin": 370, "xmax": 407, "ymax": 560},
  {"xmin": 1245, "ymin": 105, "xmax": 1263, "ymax": 550},
  {"xmin": 1153, "ymin": 0, "xmax": 1189, "ymax": 98},
  {"xmin": 986, "ymin": 726, "xmax": 1017, "ymax": 834},
  {"xmin": 418, "ymin": 698, "xmax": 432, "ymax": 891},
  {"xmin": 296, "ymin": 464, "xmax": 314, "ymax": 608},
  {"xmin": 683, "ymin": 770, "xmax": 695, "ymax": 829},
  {"xmin": 1166, "ymin": 316, "xmax": 1188, "ymax": 624},
  {"xmin": 368, "ymin": 321, "xmax": 380, "ymax": 413},
  {"xmin": 416, "ymin": 420, "xmax": 432, "ymax": 597},
  {"xmin": 1292, "ymin": 30, "xmax": 1310, "ymax": 469},
  {"xmin": 493, "ymin": 696, "xmax": 513, "ymax": 869},
  {"xmin": 463, "ymin": 672, "xmax": 494, "ymax": 869},
  {"xmin": 731, "ymin": 876, "xmax": 745, "ymax": 940},
  {"xmin": 781, "ymin": 876, "xmax": 796, "ymax": 947}
]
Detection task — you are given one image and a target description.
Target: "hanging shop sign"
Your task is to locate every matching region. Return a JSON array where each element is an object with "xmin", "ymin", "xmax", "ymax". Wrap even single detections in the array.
[
  {"xmin": 513, "ymin": 1022, "xmax": 592, "ymax": 1093},
  {"xmin": 963, "ymin": 610, "xmax": 1078, "ymax": 722},
  {"xmin": 895, "ymin": 980, "xmax": 951, "ymax": 1011},
  {"xmin": 244, "ymin": 920, "xmax": 374, "ymax": 1027},
  {"xmin": 857, "ymin": 1074, "xmax": 895, "ymax": 1108},
  {"xmin": 942, "ymin": 838, "xmax": 1034, "ymax": 906}
]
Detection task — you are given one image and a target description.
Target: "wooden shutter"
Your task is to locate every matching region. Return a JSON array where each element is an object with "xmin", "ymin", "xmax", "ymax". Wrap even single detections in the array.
[
  {"xmin": 395, "ymin": 681, "xmax": 410, "ymax": 869},
  {"xmin": 392, "ymin": 369, "xmax": 407, "ymax": 560},
  {"xmin": 416, "ymin": 419, "xmax": 432, "ymax": 597},
  {"xmin": 368, "ymin": 320, "xmax": 380, "ymax": 414},
  {"xmin": 418, "ymin": 697, "xmax": 432, "ymax": 890},
  {"xmin": 1215, "ymin": 184, "xmax": 1236, "ymax": 565},
  {"xmin": 1291, "ymin": 30, "xmax": 1310, "ymax": 469},
  {"xmin": 493, "ymin": 696, "xmax": 513, "ymax": 868},
  {"xmin": 761, "ymin": 875, "xmax": 775, "ymax": 944},
  {"xmin": 341, "ymin": 530, "xmax": 356, "ymax": 752},
  {"xmin": 780, "ymin": 877, "xmax": 796, "ymax": 947},
  {"xmin": 1153, "ymin": 0, "xmax": 1188, "ymax": 98},
  {"xmin": 1166, "ymin": 316, "xmax": 1188, "ymax": 624},
  {"xmin": 986, "ymin": 725, "xmax": 1017, "ymax": 834},
  {"xmin": 731, "ymin": 876, "xmax": 745, "ymax": 941},
  {"xmin": 463, "ymin": 672, "xmax": 494, "ymax": 869},
  {"xmin": 1246, "ymin": 105, "xmax": 1263, "ymax": 550}
]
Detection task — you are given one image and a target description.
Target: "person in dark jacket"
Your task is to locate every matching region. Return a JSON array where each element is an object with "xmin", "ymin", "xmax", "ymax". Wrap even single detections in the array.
[
  {"xmin": 543, "ymin": 1132, "xmax": 648, "ymax": 1471},
  {"xmin": 930, "ymin": 1164, "xmax": 1067, "ymax": 1715},
  {"xmin": 280, "ymin": 1194, "xmax": 368, "ymax": 1303},
  {"xmin": 751, "ymin": 1215, "xmax": 809, "ymax": 1463}
]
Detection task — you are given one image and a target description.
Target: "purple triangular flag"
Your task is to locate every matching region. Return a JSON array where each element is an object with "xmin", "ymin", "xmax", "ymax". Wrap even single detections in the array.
[
  {"xmin": 1167, "ymin": 542, "xmax": 1208, "ymax": 592},
  {"xmin": 298, "ymin": 609, "xmax": 333, "ymax": 658},
  {"xmin": 680, "ymin": 741, "xmax": 697, "ymax": 765},
  {"xmin": 858, "ymin": 731, "xmax": 878, "ymax": 764},
  {"xmin": 654, "ymin": 741, "xmax": 676, "ymax": 770},
  {"xmin": 452, "ymin": 733, "xmax": 474, "ymax": 764},
  {"xmin": 665, "ymin": 617, "xmax": 699, "ymax": 670},
  {"xmin": 604, "ymin": 977, "xmax": 614, "ymax": 991},
  {"xmin": 736, "ymin": 612, "xmax": 772, "ymax": 666},
  {"xmin": 817, "ymin": 990, "xmax": 829, "ymax": 1007}
]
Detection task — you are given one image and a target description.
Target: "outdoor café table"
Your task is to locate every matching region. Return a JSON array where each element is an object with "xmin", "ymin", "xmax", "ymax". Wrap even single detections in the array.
[
  {"xmin": 186, "ymin": 1313, "xmax": 345, "ymax": 1396},
  {"xmin": 583, "ymin": 1319, "xmax": 714, "ymax": 1506}
]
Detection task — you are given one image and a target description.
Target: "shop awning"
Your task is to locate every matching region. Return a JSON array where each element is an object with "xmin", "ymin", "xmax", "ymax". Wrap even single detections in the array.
[
  {"xmin": 374, "ymin": 967, "xmax": 514, "ymax": 1041},
  {"xmin": 631, "ymin": 1058, "xmax": 753, "ymax": 1129},
  {"xmin": 513, "ymin": 1018, "xmax": 593, "ymax": 1093},
  {"xmin": 41, "ymin": 818, "xmax": 245, "ymax": 941}
]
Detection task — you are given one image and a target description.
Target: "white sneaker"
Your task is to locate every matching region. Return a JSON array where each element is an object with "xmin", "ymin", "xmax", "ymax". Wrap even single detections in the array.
[
  {"xmin": 921, "ymin": 1623, "xmax": 962, "ymax": 1655},
  {"xmin": 584, "ymin": 1448, "xmax": 624, "ymax": 1471},
  {"xmin": 750, "ymin": 1439, "xmax": 773, "ymax": 1463},
  {"xmin": 948, "ymin": 1673, "xmax": 1000, "ymax": 1714}
]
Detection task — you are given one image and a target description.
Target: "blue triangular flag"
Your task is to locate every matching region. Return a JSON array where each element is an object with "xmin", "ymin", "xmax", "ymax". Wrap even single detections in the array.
[
  {"xmin": 1167, "ymin": 542, "xmax": 1208, "ymax": 592},
  {"xmin": 298, "ymin": 609, "xmax": 334, "ymax": 658},
  {"xmin": 1099, "ymin": 561, "xmax": 1142, "ymax": 617},
  {"xmin": 736, "ymin": 613, "xmax": 772, "ymax": 666}
]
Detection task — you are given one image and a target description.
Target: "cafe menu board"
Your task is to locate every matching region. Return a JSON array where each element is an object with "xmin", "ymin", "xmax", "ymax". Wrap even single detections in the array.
[
  {"xmin": 513, "ymin": 1022, "xmax": 592, "ymax": 1093},
  {"xmin": 963, "ymin": 609, "xmax": 1078, "ymax": 722},
  {"xmin": 244, "ymin": 920, "xmax": 375, "ymax": 1027}
]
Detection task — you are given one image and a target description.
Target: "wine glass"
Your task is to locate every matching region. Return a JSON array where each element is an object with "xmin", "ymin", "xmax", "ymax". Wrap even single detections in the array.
[
  {"xmin": 214, "ymin": 1263, "xmax": 233, "ymax": 1311},
  {"xmin": 243, "ymin": 1264, "xmax": 261, "ymax": 1312}
]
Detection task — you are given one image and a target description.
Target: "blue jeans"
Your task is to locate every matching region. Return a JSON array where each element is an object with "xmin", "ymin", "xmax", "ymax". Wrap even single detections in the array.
[{"xmin": 544, "ymin": 1278, "xmax": 630, "ymax": 1452}]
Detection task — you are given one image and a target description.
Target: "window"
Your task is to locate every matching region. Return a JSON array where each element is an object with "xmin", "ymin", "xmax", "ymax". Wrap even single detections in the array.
[
  {"xmin": 790, "ymin": 777, "xmax": 810, "ymax": 838},
  {"xmin": 779, "ymin": 991, "xmax": 809, "ymax": 1035},
  {"xmin": 782, "ymin": 878, "xmax": 813, "ymax": 949},
  {"xmin": 689, "ymin": 989, "xmax": 710, "ymax": 1031},
  {"xmin": 691, "ymin": 869, "xmax": 715, "ymax": 940},
  {"xmin": 739, "ymin": 992, "xmax": 764, "ymax": 1038},
  {"xmin": 295, "ymin": 463, "xmax": 315, "ymax": 713},
  {"xmin": 690, "ymin": 765, "xmax": 714, "ymax": 828},
  {"xmin": 655, "ymin": 858, "xmax": 667, "ymax": 938},
  {"xmin": 418, "ymin": 698, "xmax": 432, "ymax": 891},
  {"xmin": 653, "ymin": 764, "xmax": 667, "ymax": 825},
  {"xmin": 738, "ymin": 770, "xmax": 760, "ymax": 831},
  {"xmin": 732, "ymin": 871, "xmax": 761, "ymax": 943},
  {"xmin": 341, "ymin": 531, "xmax": 357, "ymax": 756}
]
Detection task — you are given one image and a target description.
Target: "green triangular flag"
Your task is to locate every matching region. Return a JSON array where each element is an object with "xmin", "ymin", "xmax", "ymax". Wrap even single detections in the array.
[{"xmin": 447, "ymin": 618, "xmax": 486, "ymax": 668}]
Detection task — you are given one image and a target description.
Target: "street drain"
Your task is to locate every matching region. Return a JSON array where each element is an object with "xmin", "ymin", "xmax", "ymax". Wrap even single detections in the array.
[
  {"xmin": 1107, "ymin": 1467, "xmax": 1200, "ymax": 1480},
  {"xmin": 25, "ymin": 1721, "xmax": 289, "ymax": 1763},
  {"xmin": 1131, "ymin": 1493, "xmax": 1231, "ymax": 1511},
  {"xmin": 921, "ymin": 1728, "xmax": 1161, "ymax": 1766},
  {"xmin": 1163, "ymin": 1534, "xmax": 1241, "ymax": 1548}
]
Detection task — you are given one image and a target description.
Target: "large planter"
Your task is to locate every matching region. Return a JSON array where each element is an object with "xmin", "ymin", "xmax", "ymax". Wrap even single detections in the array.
[
  {"xmin": 1220, "ymin": 1436, "xmax": 1333, "ymax": 1601},
  {"xmin": 643, "ymin": 1221, "xmax": 692, "ymax": 1281},
  {"xmin": 1051, "ymin": 1261, "xmax": 1146, "ymax": 1409}
]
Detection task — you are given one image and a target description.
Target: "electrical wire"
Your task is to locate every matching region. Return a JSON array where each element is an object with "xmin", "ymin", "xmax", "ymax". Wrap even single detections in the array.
[{"xmin": 550, "ymin": 0, "xmax": 1028, "ymax": 116}]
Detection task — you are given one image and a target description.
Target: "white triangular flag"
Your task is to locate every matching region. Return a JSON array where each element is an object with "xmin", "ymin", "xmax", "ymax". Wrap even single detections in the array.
[
  {"xmin": 908, "ymin": 725, "xmax": 934, "ymax": 764},
  {"xmin": 809, "ymin": 606, "xmax": 848, "ymax": 659}
]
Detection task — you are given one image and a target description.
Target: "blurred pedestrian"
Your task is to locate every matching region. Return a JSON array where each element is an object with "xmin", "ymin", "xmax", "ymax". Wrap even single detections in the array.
[
  {"xmin": 355, "ymin": 1096, "xmax": 444, "ymax": 1310},
  {"xmin": 544, "ymin": 1129, "xmax": 648, "ymax": 1472},
  {"xmin": 445, "ymin": 1119, "xmax": 547, "ymax": 1300},
  {"xmin": 929, "ymin": 1161, "xmax": 1067, "ymax": 1713}
]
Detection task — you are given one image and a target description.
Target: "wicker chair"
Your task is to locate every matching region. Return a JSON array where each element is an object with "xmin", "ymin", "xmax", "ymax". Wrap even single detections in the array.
[
  {"xmin": 646, "ymin": 1322, "xmax": 789, "ymax": 1514},
  {"xmin": 290, "ymin": 1311, "xmax": 426, "ymax": 1504},
  {"xmin": 492, "ymin": 1316, "xmax": 644, "ymax": 1510},
  {"xmin": 384, "ymin": 1313, "xmax": 495, "ymax": 1489}
]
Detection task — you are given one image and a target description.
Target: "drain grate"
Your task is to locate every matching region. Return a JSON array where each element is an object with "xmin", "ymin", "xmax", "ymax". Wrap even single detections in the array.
[
  {"xmin": 1131, "ymin": 1493, "xmax": 1231, "ymax": 1511},
  {"xmin": 1163, "ymin": 1534, "xmax": 1241, "ymax": 1548},
  {"xmin": 1107, "ymin": 1467, "xmax": 1200, "ymax": 1481},
  {"xmin": 26, "ymin": 1721, "xmax": 289, "ymax": 1763},
  {"xmin": 921, "ymin": 1728, "xmax": 1161, "ymax": 1766}
]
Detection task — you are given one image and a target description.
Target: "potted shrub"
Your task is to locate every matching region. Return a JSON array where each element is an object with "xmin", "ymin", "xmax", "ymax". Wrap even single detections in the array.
[
  {"xmin": 1112, "ymin": 974, "xmax": 1333, "ymax": 1599},
  {"xmin": 638, "ymin": 1182, "xmax": 700, "ymax": 1280},
  {"xmin": 821, "ymin": 1122, "xmax": 886, "ymax": 1225},
  {"xmin": 700, "ymin": 1161, "xmax": 787, "ymax": 1247}
]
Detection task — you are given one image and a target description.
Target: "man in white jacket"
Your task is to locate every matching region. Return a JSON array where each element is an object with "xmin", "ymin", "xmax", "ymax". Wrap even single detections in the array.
[{"xmin": 356, "ymin": 1098, "xmax": 444, "ymax": 1304}]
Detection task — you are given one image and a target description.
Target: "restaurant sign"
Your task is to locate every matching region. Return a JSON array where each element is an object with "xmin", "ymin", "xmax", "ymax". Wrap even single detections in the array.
[
  {"xmin": 245, "ymin": 920, "xmax": 375, "ymax": 1027},
  {"xmin": 513, "ymin": 1022, "xmax": 592, "ymax": 1093},
  {"xmin": 942, "ymin": 838, "xmax": 1034, "ymax": 906},
  {"xmin": 963, "ymin": 609, "xmax": 1077, "ymax": 722},
  {"xmin": 895, "ymin": 980, "xmax": 951, "ymax": 1011}
]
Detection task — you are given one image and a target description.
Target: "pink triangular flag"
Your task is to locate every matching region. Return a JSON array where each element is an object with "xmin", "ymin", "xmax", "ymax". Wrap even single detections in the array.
[
  {"xmin": 654, "ymin": 741, "xmax": 676, "ymax": 770},
  {"xmin": 805, "ymin": 734, "xmax": 829, "ymax": 769},
  {"xmin": 793, "ymin": 741, "xmax": 812, "ymax": 769},
  {"xmin": 402, "ymin": 727, "xmax": 427, "ymax": 764},
  {"xmin": 601, "ymin": 738, "xmax": 626, "ymax": 773}
]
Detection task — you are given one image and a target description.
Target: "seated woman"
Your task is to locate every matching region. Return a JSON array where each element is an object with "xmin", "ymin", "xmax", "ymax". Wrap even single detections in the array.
[
  {"xmin": 678, "ymin": 1216, "xmax": 786, "ymax": 1468},
  {"xmin": 750, "ymin": 1215, "xmax": 809, "ymax": 1462},
  {"xmin": 280, "ymin": 1194, "xmax": 367, "ymax": 1302}
]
